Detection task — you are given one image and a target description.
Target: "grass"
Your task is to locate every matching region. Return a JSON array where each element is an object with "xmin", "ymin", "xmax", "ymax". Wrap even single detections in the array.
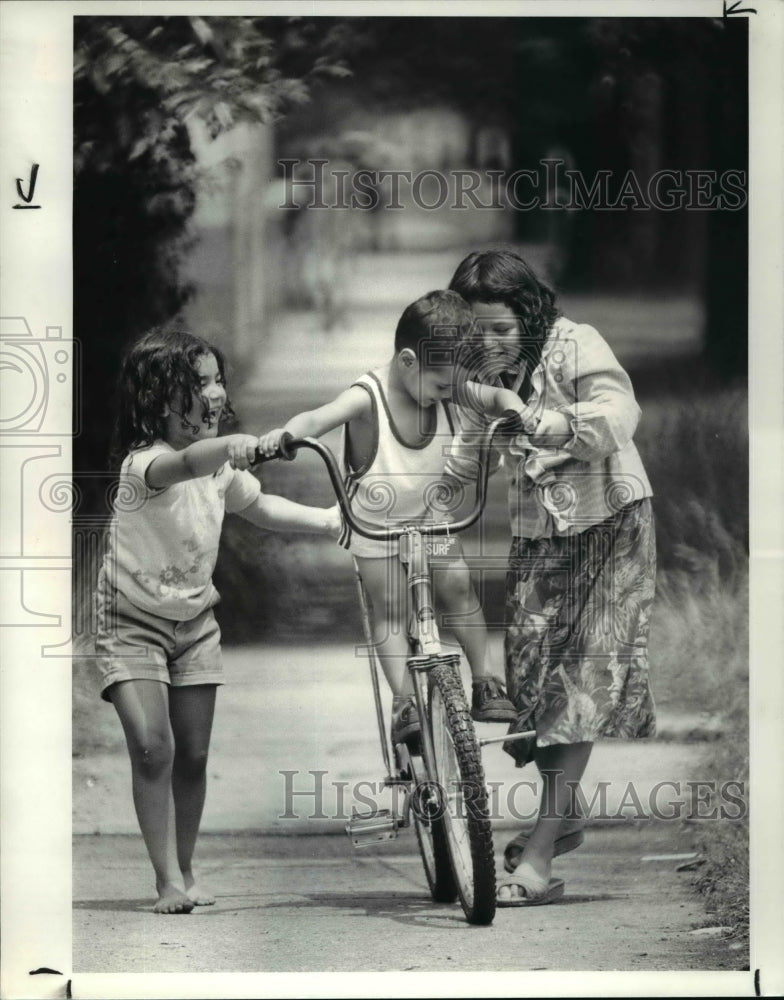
[
  {"xmin": 648, "ymin": 564, "xmax": 749, "ymax": 941},
  {"xmin": 634, "ymin": 381, "xmax": 749, "ymax": 941},
  {"xmin": 649, "ymin": 561, "xmax": 748, "ymax": 718},
  {"xmin": 690, "ymin": 709, "xmax": 749, "ymax": 941}
]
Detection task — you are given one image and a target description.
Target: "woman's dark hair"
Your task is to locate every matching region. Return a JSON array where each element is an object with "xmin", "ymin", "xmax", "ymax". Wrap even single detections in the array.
[
  {"xmin": 110, "ymin": 328, "xmax": 235, "ymax": 466},
  {"xmin": 448, "ymin": 248, "xmax": 559, "ymax": 393}
]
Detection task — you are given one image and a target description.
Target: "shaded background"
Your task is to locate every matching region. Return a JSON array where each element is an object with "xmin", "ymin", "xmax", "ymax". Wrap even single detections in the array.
[{"xmin": 72, "ymin": 15, "xmax": 749, "ymax": 938}]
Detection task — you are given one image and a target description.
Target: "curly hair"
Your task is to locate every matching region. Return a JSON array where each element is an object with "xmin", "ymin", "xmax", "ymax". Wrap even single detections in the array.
[
  {"xmin": 110, "ymin": 328, "xmax": 235, "ymax": 467},
  {"xmin": 448, "ymin": 248, "xmax": 559, "ymax": 386}
]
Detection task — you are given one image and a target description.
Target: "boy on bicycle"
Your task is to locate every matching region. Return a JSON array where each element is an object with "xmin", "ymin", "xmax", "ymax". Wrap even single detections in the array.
[{"xmin": 259, "ymin": 290, "xmax": 515, "ymax": 744}]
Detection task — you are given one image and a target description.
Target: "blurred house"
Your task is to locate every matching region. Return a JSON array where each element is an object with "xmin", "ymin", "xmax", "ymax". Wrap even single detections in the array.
[
  {"xmin": 179, "ymin": 120, "xmax": 278, "ymax": 366},
  {"xmin": 181, "ymin": 103, "xmax": 520, "ymax": 363}
]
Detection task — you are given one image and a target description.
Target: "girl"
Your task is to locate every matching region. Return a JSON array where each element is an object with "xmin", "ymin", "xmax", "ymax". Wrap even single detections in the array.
[
  {"xmin": 94, "ymin": 328, "xmax": 339, "ymax": 914},
  {"xmin": 446, "ymin": 248, "xmax": 656, "ymax": 907}
]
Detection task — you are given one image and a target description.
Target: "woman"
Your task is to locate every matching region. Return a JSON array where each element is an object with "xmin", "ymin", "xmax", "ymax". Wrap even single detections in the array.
[{"xmin": 446, "ymin": 248, "xmax": 656, "ymax": 906}]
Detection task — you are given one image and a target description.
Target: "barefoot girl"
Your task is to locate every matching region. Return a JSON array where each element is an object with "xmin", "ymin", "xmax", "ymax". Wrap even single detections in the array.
[
  {"xmin": 95, "ymin": 329, "xmax": 339, "ymax": 914},
  {"xmin": 446, "ymin": 248, "xmax": 656, "ymax": 907}
]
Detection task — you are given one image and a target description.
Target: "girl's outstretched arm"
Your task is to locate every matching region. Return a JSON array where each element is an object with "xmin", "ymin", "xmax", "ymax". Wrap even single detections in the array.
[
  {"xmin": 236, "ymin": 493, "xmax": 341, "ymax": 535},
  {"xmin": 146, "ymin": 434, "xmax": 261, "ymax": 489}
]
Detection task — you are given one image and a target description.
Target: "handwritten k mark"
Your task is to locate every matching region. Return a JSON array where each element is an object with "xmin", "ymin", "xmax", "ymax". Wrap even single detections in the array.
[
  {"xmin": 14, "ymin": 163, "xmax": 40, "ymax": 209},
  {"xmin": 723, "ymin": 0, "xmax": 757, "ymax": 14}
]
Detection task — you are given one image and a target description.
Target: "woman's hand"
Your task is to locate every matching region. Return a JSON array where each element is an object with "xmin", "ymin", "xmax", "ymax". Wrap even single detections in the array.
[
  {"xmin": 257, "ymin": 428, "xmax": 287, "ymax": 458},
  {"xmin": 226, "ymin": 434, "xmax": 262, "ymax": 470}
]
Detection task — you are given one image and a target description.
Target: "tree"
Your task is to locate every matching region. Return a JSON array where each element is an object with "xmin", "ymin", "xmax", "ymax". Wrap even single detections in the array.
[{"xmin": 74, "ymin": 15, "xmax": 351, "ymax": 504}]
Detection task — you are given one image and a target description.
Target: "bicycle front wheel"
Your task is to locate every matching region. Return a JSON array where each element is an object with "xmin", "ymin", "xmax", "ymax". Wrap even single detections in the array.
[
  {"xmin": 407, "ymin": 755, "xmax": 457, "ymax": 903},
  {"xmin": 428, "ymin": 659, "xmax": 496, "ymax": 925}
]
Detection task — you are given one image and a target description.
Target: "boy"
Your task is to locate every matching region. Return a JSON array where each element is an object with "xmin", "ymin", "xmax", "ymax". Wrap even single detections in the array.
[{"xmin": 259, "ymin": 290, "xmax": 515, "ymax": 744}]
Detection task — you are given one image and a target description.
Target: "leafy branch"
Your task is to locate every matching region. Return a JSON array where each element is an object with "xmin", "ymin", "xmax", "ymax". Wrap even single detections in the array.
[{"xmin": 74, "ymin": 15, "xmax": 351, "ymax": 175}]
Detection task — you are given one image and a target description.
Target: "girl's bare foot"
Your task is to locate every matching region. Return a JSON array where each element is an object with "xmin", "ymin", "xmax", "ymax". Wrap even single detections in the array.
[
  {"xmin": 153, "ymin": 882, "xmax": 194, "ymax": 914},
  {"xmin": 183, "ymin": 869, "xmax": 215, "ymax": 906}
]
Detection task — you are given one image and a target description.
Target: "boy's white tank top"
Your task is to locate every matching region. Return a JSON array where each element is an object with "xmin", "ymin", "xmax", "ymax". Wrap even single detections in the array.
[{"xmin": 339, "ymin": 367, "xmax": 455, "ymax": 558}]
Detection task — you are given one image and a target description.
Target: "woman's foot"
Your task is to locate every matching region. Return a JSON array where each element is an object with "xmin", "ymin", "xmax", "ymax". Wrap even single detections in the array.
[
  {"xmin": 183, "ymin": 869, "xmax": 215, "ymax": 906},
  {"xmin": 503, "ymin": 817, "xmax": 585, "ymax": 873},
  {"xmin": 153, "ymin": 882, "xmax": 194, "ymax": 914},
  {"xmin": 497, "ymin": 861, "xmax": 565, "ymax": 907}
]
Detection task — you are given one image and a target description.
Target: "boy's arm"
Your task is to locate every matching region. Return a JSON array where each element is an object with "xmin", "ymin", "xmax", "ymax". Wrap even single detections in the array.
[
  {"xmin": 258, "ymin": 385, "xmax": 370, "ymax": 456},
  {"xmin": 146, "ymin": 434, "xmax": 259, "ymax": 489},
  {"xmin": 465, "ymin": 381, "xmax": 571, "ymax": 446},
  {"xmin": 457, "ymin": 380, "xmax": 533, "ymax": 424},
  {"xmin": 235, "ymin": 492, "xmax": 341, "ymax": 536}
]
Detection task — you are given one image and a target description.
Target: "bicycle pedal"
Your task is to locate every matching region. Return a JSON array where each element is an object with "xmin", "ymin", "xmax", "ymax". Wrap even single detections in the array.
[{"xmin": 345, "ymin": 808, "xmax": 399, "ymax": 848}]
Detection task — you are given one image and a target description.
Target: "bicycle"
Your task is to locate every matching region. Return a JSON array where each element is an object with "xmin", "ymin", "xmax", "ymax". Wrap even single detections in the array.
[{"xmin": 256, "ymin": 411, "xmax": 532, "ymax": 925}]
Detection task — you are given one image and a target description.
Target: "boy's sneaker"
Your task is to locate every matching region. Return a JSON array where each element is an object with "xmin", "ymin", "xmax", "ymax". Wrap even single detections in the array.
[
  {"xmin": 471, "ymin": 676, "xmax": 517, "ymax": 723},
  {"xmin": 391, "ymin": 696, "xmax": 421, "ymax": 747}
]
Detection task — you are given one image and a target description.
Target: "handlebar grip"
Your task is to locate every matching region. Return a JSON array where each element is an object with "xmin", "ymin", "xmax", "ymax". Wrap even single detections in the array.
[{"xmin": 253, "ymin": 431, "xmax": 297, "ymax": 465}]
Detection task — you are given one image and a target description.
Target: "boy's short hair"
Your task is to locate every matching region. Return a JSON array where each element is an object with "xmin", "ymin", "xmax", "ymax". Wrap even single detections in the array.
[{"xmin": 394, "ymin": 290, "xmax": 474, "ymax": 369}]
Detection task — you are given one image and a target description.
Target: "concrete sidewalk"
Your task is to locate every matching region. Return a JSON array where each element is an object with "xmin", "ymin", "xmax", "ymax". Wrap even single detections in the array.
[
  {"xmin": 72, "ymin": 829, "xmax": 748, "ymax": 978},
  {"xmin": 71, "ymin": 642, "xmax": 749, "ymax": 984},
  {"xmin": 73, "ymin": 642, "xmax": 721, "ymax": 837}
]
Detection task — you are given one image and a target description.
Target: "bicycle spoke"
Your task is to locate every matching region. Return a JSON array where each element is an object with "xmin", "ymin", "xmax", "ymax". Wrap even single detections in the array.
[{"xmin": 407, "ymin": 749, "xmax": 457, "ymax": 903}]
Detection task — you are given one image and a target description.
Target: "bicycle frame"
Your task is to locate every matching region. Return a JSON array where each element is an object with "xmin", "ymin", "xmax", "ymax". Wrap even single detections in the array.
[
  {"xmin": 349, "ymin": 520, "xmax": 470, "ymax": 843},
  {"xmin": 257, "ymin": 412, "xmax": 536, "ymax": 921},
  {"xmin": 260, "ymin": 412, "xmax": 532, "ymax": 831}
]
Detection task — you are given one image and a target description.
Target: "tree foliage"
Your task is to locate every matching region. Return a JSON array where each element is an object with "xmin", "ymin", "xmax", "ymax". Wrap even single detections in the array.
[
  {"xmin": 75, "ymin": 16, "xmax": 352, "ymax": 172},
  {"xmin": 74, "ymin": 15, "xmax": 352, "ymax": 496}
]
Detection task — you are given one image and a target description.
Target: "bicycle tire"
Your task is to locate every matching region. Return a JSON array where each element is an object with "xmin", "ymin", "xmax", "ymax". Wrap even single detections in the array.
[
  {"xmin": 406, "ymin": 755, "xmax": 458, "ymax": 903},
  {"xmin": 428, "ymin": 659, "xmax": 496, "ymax": 925}
]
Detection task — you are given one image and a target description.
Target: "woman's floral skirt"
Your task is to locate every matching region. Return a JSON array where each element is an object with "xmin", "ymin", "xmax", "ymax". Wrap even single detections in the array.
[{"xmin": 503, "ymin": 498, "xmax": 657, "ymax": 766}]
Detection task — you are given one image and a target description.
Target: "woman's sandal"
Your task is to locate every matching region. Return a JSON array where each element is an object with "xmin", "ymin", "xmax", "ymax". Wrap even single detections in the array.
[
  {"xmin": 496, "ymin": 863, "xmax": 565, "ymax": 908},
  {"xmin": 503, "ymin": 824, "xmax": 585, "ymax": 874}
]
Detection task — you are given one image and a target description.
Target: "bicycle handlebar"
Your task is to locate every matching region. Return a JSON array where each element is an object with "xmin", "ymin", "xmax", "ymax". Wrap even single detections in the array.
[{"xmin": 253, "ymin": 409, "xmax": 525, "ymax": 541}]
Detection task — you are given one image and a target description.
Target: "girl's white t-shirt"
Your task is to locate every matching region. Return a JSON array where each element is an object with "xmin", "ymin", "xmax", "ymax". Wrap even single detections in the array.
[{"xmin": 103, "ymin": 441, "xmax": 261, "ymax": 621}]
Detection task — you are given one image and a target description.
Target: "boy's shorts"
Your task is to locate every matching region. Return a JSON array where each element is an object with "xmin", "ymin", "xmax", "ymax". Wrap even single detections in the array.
[{"xmin": 95, "ymin": 585, "xmax": 224, "ymax": 702}]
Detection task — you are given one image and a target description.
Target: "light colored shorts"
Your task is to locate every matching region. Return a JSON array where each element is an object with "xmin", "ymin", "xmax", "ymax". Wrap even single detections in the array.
[{"xmin": 95, "ymin": 585, "xmax": 224, "ymax": 702}]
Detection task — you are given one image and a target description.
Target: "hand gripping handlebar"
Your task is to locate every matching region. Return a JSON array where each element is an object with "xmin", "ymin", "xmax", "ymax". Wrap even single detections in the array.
[{"xmin": 253, "ymin": 409, "xmax": 525, "ymax": 541}]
